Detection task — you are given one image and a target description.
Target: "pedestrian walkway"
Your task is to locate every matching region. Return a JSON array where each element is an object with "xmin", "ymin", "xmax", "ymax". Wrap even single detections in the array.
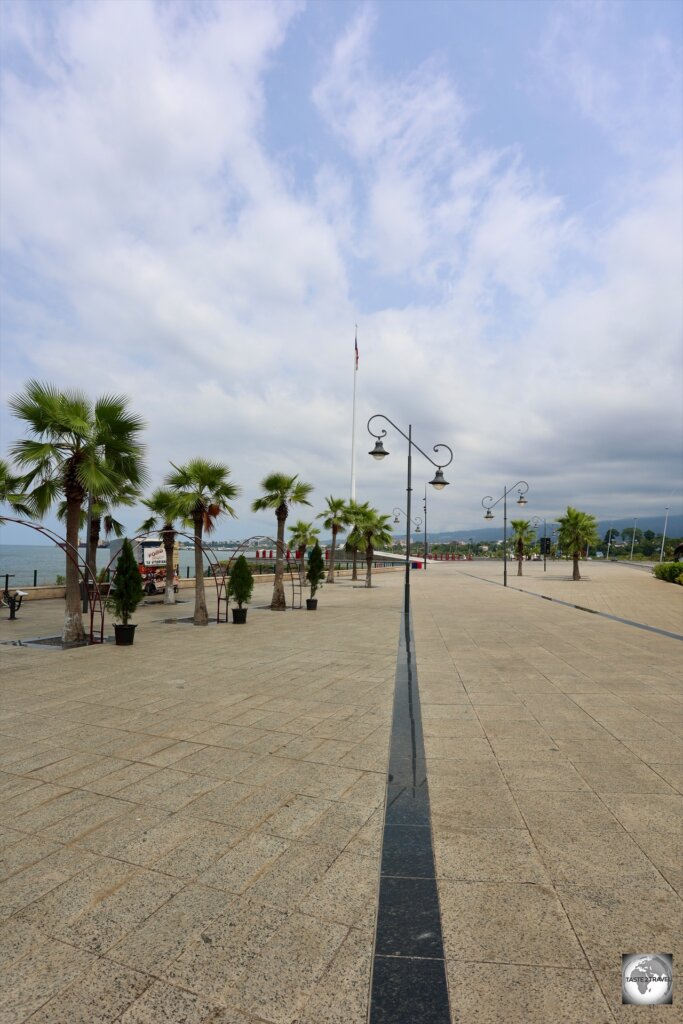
[{"xmin": 0, "ymin": 563, "xmax": 681, "ymax": 1022}]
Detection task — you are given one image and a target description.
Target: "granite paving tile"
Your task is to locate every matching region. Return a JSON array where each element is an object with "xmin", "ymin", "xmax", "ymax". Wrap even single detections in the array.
[
  {"xmin": 0, "ymin": 835, "xmax": 60, "ymax": 881},
  {"xmin": 599, "ymin": 792, "xmax": 683, "ymax": 834},
  {"xmin": 439, "ymin": 881, "xmax": 587, "ymax": 967},
  {"xmin": 555, "ymin": 882, "xmax": 683, "ymax": 971},
  {"xmin": 433, "ymin": 825, "xmax": 550, "ymax": 883},
  {"xmin": 245, "ymin": 841, "xmax": 338, "ymax": 910},
  {"xmin": 446, "ymin": 962, "xmax": 613, "ymax": 1023},
  {"xmin": 163, "ymin": 893, "xmax": 287, "ymax": 1001},
  {"xmin": 533, "ymin": 828, "xmax": 670, "ymax": 885},
  {"xmin": 0, "ymin": 939, "xmax": 96, "ymax": 1024},
  {"xmin": 297, "ymin": 926, "xmax": 374, "ymax": 1024},
  {"xmin": 231, "ymin": 911, "xmax": 349, "ymax": 1024},
  {"xmin": 152, "ymin": 821, "xmax": 244, "ymax": 881},
  {"xmin": 300, "ymin": 850, "xmax": 378, "ymax": 927},
  {"xmin": 198, "ymin": 831, "xmax": 290, "ymax": 894},
  {"xmin": 116, "ymin": 981, "xmax": 219, "ymax": 1024},
  {"xmin": 513, "ymin": 790, "xmax": 622, "ymax": 832},
  {"xmin": 22, "ymin": 958, "xmax": 152, "ymax": 1024},
  {"xmin": 0, "ymin": 845, "xmax": 100, "ymax": 920}
]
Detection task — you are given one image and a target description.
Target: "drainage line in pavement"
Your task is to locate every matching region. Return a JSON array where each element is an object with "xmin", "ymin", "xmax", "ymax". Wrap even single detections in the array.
[
  {"xmin": 456, "ymin": 570, "xmax": 683, "ymax": 643},
  {"xmin": 369, "ymin": 610, "xmax": 452, "ymax": 1024}
]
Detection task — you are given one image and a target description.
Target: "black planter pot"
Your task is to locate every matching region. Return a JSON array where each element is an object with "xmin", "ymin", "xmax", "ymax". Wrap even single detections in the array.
[
  {"xmin": 232, "ymin": 608, "xmax": 248, "ymax": 624},
  {"xmin": 114, "ymin": 623, "xmax": 137, "ymax": 646},
  {"xmin": 306, "ymin": 598, "xmax": 318, "ymax": 611}
]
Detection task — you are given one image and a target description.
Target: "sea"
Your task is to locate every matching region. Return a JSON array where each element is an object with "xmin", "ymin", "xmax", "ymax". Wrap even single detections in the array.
[{"xmin": 0, "ymin": 543, "xmax": 241, "ymax": 587}]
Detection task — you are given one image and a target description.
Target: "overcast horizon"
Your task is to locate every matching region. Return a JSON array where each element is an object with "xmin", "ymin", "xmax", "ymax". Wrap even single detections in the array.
[{"xmin": 1, "ymin": 0, "xmax": 681, "ymax": 543}]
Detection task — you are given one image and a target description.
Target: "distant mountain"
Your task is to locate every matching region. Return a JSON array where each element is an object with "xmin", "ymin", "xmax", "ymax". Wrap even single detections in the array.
[{"xmin": 421, "ymin": 513, "xmax": 683, "ymax": 544}]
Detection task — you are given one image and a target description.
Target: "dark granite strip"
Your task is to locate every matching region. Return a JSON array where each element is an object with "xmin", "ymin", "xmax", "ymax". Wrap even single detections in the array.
[
  {"xmin": 369, "ymin": 611, "xmax": 451, "ymax": 1023},
  {"xmin": 456, "ymin": 568, "xmax": 683, "ymax": 642}
]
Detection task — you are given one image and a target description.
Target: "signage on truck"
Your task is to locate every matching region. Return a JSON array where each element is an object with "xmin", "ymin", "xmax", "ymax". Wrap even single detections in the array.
[{"xmin": 142, "ymin": 545, "xmax": 166, "ymax": 567}]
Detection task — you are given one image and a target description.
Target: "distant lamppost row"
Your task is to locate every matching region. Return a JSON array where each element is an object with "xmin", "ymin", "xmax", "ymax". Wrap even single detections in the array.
[
  {"xmin": 423, "ymin": 489, "xmax": 428, "ymax": 571},
  {"xmin": 531, "ymin": 515, "xmax": 548, "ymax": 572},
  {"xmin": 481, "ymin": 481, "xmax": 530, "ymax": 587},
  {"xmin": 660, "ymin": 507, "xmax": 670, "ymax": 563},
  {"xmin": 368, "ymin": 415, "xmax": 452, "ymax": 614},
  {"xmin": 629, "ymin": 516, "xmax": 638, "ymax": 561}
]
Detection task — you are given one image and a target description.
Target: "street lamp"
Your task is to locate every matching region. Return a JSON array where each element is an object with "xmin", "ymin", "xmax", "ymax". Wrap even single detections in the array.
[
  {"xmin": 629, "ymin": 517, "xmax": 638, "ymax": 561},
  {"xmin": 423, "ymin": 489, "xmax": 428, "ymax": 571},
  {"xmin": 393, "ymin": 507, "xmax": 423, "ymax": 568},
  {"xmin": 531, "ymin": 515, "xmax": 548, "ymax": 572},
  {"xmin": 481, "ymin": 481, "xmax": 530, "ymax": 587},
  {"xmin": 660, "ymin": 507, "xmax": 670, "ymax": 563},
  {"xmin": 368, "ymin": 415, "xmax": 452, "ymax": 614}
]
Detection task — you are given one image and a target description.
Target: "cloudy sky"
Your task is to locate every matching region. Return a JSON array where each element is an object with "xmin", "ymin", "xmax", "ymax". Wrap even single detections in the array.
[{"xmin": 1, "ymin": 0, "xmax": 681, "ymax": 543}]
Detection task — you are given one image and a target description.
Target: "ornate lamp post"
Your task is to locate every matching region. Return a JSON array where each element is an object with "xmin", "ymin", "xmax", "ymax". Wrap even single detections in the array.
[
  {"xmin": 368, "ymin": 415, "xmax": 452, "ymax": 614},
  {"xmin": 531, "ymin": 515, "xmax": 548, "ymax": 572},
  {"xmin": 481, "ymin": 481, "xmax": 530, "ymax": 587},
  {"xmin": 629, "ymin": 517, "xmax": 638, "ymax": 561},
  {"xmin": 423, "ymin": 489, "xmax": 428, "ymax": 571}
]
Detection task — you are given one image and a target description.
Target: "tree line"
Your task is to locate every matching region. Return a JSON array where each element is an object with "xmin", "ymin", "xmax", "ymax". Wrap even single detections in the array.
[{"xmin": 0, "ymin": 382, "xmax": 393, "ymax": 643}]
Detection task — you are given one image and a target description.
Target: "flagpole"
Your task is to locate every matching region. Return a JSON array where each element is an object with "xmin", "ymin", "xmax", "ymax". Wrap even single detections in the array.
[{"xmin": 350, "ymin": 326, "xmax": 358, "ymax": 501}]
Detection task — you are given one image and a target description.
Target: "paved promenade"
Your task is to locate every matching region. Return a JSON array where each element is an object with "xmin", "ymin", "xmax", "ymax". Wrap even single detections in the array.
[{"xmin": 0, "ymin": 561, "xmax": 681, "ymax": 1022}]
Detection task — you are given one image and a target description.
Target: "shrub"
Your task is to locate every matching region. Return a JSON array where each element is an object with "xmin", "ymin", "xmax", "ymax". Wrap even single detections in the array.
[
  {"xmin": 652, "ymin": 563, "xmax": 683, "ymax": 585},
  {"xmin": 307, "ymin": 542, "xmax": 325, "ymax": 598},
  {"xmin": 228, "ymin": 555, "xmax": 254, "ymax": 608},
  {"xmin": 107, "ymin": 538, "xmax": 144, "ymax": 624},
  {"xmin": 55, "ymin": 574, "xmax": 65, "ymax": 586}
]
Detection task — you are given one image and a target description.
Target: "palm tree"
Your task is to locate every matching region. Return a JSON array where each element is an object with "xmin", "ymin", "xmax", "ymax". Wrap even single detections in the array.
[
  {"xmin": 345, "ymin": 500, "xmax": 370, "ymax": 581},
  {"xmin": 317, "ymin": 496, "xmax": 350, "ymax": 583},
  {"xmin": 166, "ymin": 459, "xmax": 240, "ymax": 624},
  {"xmin": 8, "ymin": 382, "xmax": 146, "ymax": 644},
  {"xmin": 357, "ymin": 510, "xmax": 393, "ymax": 588},
  {"xmin": 251, "ymin": 473, "xmax": 313, "ymax": 610},
  {"xmin": 0, "ymin": 459, "xmax": 35, "ymax": 518},
  {"xmin": 288, "ymin": 520, "xmax": 320, "ymax": 587},
  {"xmin": 510, "ymin": 519, "xmax": 536, "ymax": 577},
  {"xmin": 139, "ymin": 487, "xmax": 183, "ymax": 605},
  {"xmin": 556, "ymin": 506, "xmax": 600, "ymax": 581}
]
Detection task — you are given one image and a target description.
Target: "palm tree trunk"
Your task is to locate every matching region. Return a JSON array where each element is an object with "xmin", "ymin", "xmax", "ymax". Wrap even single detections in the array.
[
  {"xmin": 327, "ymin": 526, "xmax": 337, "ymax": 583},
  {"xmin": 351, "ymin": 548, "xmax": 358, "ymax": 581},
  {"xmin": 87, "ymin": 514, "xmax": 101, "ymax": 586},
  {"xmin": 163, "ymin": 527, "xmax": 176, "ymax": 605},
  {"xmin": 272, "ymin": 509, "xmax": 287, "ymax": 610},
  {"xmin": 63, "ymin": 496, "xmax": 85, "ymax": 644},
  {"xmin": 573, "ymin": 553, "xmax": 581, "ymax": 581},
  {"xmin": 365, "ymin": 544, "xmax": 373, "ymax": 588},
  {"xmin": 517, "ymin": 556, "xmax": 523, "ymax": 576},
  {"xmin": 193, "ymin": 516, "xmax": 208, "ymax": 624}
]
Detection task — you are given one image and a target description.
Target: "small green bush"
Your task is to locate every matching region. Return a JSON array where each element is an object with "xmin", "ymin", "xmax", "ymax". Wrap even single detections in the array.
[
  {"xmin": 306, "ymin": 542, "xmax": 325, "ymax": 598},
  {"xmin": 652, "ymin": 563, "xmax": 683, "ymax": 584},
  {"xmin": 228, "ymin": 555, "xmax": 254, "ymax": 608},
  {"xmin": 107, "ymin": 538, "xmax": 144, "ymax": 624},
  {"xmin": 55, "ymin": 574, "xmax": 65, "ymax": 585}
]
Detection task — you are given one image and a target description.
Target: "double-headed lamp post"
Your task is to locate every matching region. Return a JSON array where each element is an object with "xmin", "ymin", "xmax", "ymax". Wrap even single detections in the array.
[
  {"xmin": 368, "ymin": 415, "xmax": 452, "ymax": 614},
  {"xmin": 481, "ymin": 481, "xmax": 530, "ymax": 587},
  {"xmin": 530, "ymin": 515, "xmax": 548, "ymax": 572}
]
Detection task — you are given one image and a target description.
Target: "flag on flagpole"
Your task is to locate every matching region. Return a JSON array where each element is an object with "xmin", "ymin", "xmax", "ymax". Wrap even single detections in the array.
[{"xmin": 354, "ymin": 329, "xmax": 359, "ymax": 370}]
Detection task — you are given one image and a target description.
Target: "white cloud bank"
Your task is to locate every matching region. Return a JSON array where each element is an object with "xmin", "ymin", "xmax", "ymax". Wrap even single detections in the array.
[{"xmin": 1, "ymin": 0, "xmax": 681, "ymax": 542}]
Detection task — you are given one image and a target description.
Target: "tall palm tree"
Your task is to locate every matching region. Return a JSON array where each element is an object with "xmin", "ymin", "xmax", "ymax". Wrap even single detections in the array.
[
  {"xmin": 317, "ymin": 496, "xmax": 350, "ymax": 583},
  {"xmin": 0, "ymin": 459, "xmax": 35, "ymax": 518},
  {"xmin": 345, "ymin": 499, "xmax": 370, "ymax": 581},
  {"xmin": 166, "ymin": 459, "xmax": 240, "ymax": 625},
  {"xmin": 556, "ymin": 506, "xmax": 600, "ymax": 581},
  {"xmin": 8, "ymin": 382, "xmax": 146, "ymax": 644},
  {"xmin": 139, "ymin": 487, "xmax": 183, "ymax": 605},
  {"xmin": 288, "ymin": 520, "xmax": 321, "ymax": 585},
  {"xmin": 358, "ymin": 510, "xmax": 393, "ymax": 588},
  {"xmin": 288, "ymin": 520, "xmax": 320, "ymax": 587},
  {"xmin": 251, "ymin": 473, "xmax": 313, "ymax": 610},
  {"xmin": 510, "ymin": 519, "xmax": 536, "ymax": 577}
]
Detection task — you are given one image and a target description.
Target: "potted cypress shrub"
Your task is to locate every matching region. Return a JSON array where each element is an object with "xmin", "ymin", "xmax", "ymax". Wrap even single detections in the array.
[
  {"xmin": 228, "ymin": 554, "xmax": 254, "ymax": 623},
  {"xmin": 107, "ymin": 537, "xmax": 144, "ymax": 645},
  {"xmin": 306, "ymin": 541, "xmax": 324, "ymax": 610}
]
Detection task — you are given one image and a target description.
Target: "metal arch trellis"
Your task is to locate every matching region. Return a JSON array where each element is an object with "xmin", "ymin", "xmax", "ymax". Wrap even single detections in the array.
[
  {"xmin": 0, "ymin": 515, "xmax": 105, "ymax": 643},
  {"xmin": 101, "ymin": 529, "xmax": 232, "ymax": 625},
  {"xmin": 218, "ymin": 535, "xmax": 303, "ymax": 618}
]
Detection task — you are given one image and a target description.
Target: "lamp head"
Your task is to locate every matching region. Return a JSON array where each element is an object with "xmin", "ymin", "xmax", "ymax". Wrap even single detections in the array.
[
  {"xmin": 393, "ymin": 515, "xmax": 400, "ymax": 524},
  {"xmin": 516, "ymin": 492, "xmax": 527, "ymax": 506},
  {"xmin": 484, "ymin": 508, "xmax": 494, "ymax": 520},
  {"xmin": 429, "ymin": 468, "xmax": 448, "ymax": 490},
  {"xmin": 369, "ymin": 439, "xmax": 388, "ymax": 460}
]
